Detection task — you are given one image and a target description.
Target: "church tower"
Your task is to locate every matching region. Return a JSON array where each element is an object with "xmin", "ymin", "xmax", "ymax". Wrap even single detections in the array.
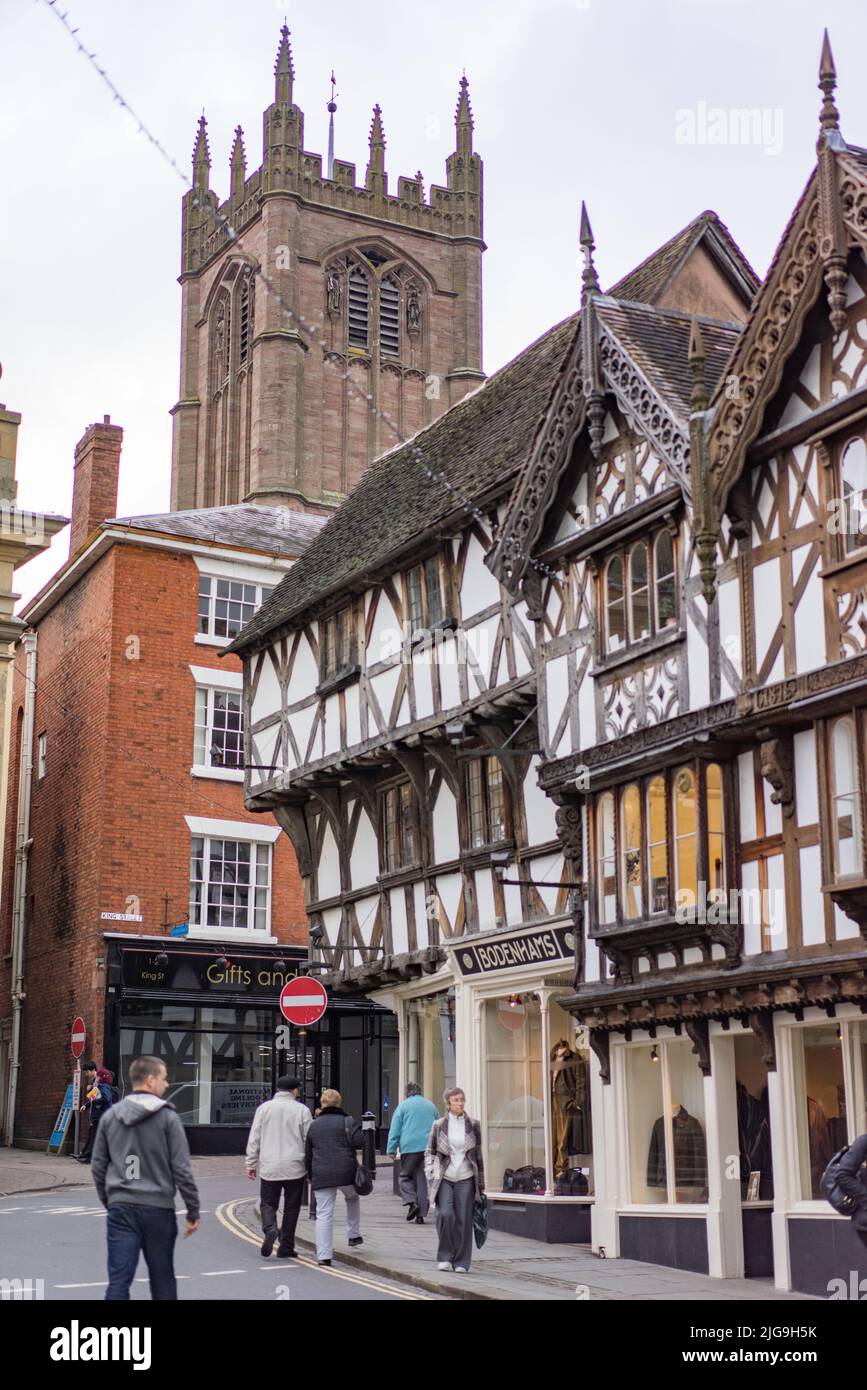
[{"xmin": 170, "ymin": 27, "xmax": 485, "ymax": 514}]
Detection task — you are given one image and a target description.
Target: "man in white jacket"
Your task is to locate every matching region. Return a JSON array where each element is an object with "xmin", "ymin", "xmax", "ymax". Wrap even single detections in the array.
[{"xmin": 246, "ymin": 1076, "xmax": 312, "ymax": 1258}]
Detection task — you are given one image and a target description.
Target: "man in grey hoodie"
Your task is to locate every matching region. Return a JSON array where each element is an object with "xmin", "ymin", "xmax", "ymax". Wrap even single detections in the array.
[{"xmin": 91, "ymin": 1055, "xmax": 200, "ymax": 1300}]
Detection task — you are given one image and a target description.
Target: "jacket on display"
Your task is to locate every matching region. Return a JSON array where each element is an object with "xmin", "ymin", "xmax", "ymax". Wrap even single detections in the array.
[
  {"xmin": 305, "ymin": 1107, "xmax": 364, "ymax": 1191},
  {"xmin": 246, "ymin": 1092, "xmax": 312, "ymax": 1181},
  {"xmin": 647, "ymin": 1106, "xmax": 707, "ymax": 1190},
  {"xmin": 424, "ymin": 1113, "xmax": 485, "ymax": 1207},
  {"xmin": 550, "ymin": 1047, "xmax": 591, "ymax": 1156},
  {"xmin": 736, "ymin": 1082, "xmax": 773, "ymax": 1197}
]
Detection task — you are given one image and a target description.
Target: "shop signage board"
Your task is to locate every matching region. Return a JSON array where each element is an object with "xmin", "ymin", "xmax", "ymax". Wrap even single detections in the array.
[
  {"xmin": 279, "ymin": 977, "xmax": 328, "ymax": 1026},
  {"xmin": 47, "ymin": 1084, "xmax": 75, "ymax": 1153},
  {"xmin": 70, "ymin": 1016, "xmax": 86, "ymax": 1059},
  {"xmin": 453, "ymin": 924, "xmax": 576, "ymax": 977},
  {"xmin": 120, "ymin": 947, "xmax": 307, "ymax": 995}
]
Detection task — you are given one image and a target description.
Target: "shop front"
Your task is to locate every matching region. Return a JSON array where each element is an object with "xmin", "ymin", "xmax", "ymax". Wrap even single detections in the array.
[
  {"xmin": 447, "ymin": 921, "xmax": 594, "ymax": 1244},
  {"xmin": 103, "ymin": 934, "xmax": 397, "ymax": 1154}
]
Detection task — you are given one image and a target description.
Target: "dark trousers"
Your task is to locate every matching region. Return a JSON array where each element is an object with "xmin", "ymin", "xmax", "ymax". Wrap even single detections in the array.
[
  {"xmin": 435, "ymin": 1178, "xmax": 474, "ymax": 1270},
  {"xmin": 80, "ymin": 1110, "xmax": 102, "ymax": 1159},
  {"xmin": 260, "ymin": 1178, "xmax": 304, "ymax": 1250},
  {"xmin": 398, "ymin": 1152, "xmax": 429, "ymax": 1217},
  {"xmin": 105, "ymin": 1204, "xmax": 178, "ymax": 1300}
]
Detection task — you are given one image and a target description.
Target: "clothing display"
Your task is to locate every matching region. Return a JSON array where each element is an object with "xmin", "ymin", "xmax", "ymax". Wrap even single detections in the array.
[
  {"xmin": 550, "ymin": 1041, "xmax": 591, "ymax": 1177},
  {"xmin": 647, "ymin": 1105, "xmax": 707, "ymax": 1192},
  {"xmin": 807, "ymin": 1097, "xmax": 833, "ymax": 1199},
  {"xmin": 736, "ymin": 1082, "xmax": 773, "ymax": 1199}
]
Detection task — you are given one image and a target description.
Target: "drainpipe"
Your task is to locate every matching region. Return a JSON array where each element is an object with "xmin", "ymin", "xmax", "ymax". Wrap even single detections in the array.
[{"xmin": 4, "ymin": 631, "xmax": 37, "ymax": 1147}]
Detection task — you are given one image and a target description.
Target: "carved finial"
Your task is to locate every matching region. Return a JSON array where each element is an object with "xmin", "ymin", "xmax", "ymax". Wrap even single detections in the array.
[
  {"xmin": 367, "ymin": 104, "xmax": 386, "ymax": 188},
  {"xmin": 818, "ymin": 29, "xmax": 839, "ymax": 141},
  {"xmin": 455, "ymin": 74, "xmax": 474, "ymax": 155},
  {"xmin": 230, "ymin": 125, "xmax": 246, "ymax": 198},
  {"xmin": 275, "ymin": 23, "xmax": 294, "ymax": 105},
  {"xmin": 688, "ymin": 316, "xmax": 708, "ymax": 412},
  {"xmin": 580, "ymin": 201, "xmax": 600, "ymax": 301},
  {"xmin": 192, "ymin": 113, "xmax": 211, "ymax": 191}
]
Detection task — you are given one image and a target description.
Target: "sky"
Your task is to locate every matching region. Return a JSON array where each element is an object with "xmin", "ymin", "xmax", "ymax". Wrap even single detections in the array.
[{"xmin": 3, "ymin": 0, "xmax": 867, "ymax": 606}]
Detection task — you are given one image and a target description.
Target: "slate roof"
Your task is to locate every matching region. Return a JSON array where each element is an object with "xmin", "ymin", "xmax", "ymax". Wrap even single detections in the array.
[
  {"xmin": 228, "ymin": 211, "xmax": 754, "ymax": 655},
  {"xmin": 596, "ymin": 300, "xmax": 742, "ymax": 420},
  {"xmin": 109, "ymin": 504, "xmax": 325, "ymax": 556},
  {"xmin": 608, "ymin": 209, "xmax": 760, "ymax": 306}
]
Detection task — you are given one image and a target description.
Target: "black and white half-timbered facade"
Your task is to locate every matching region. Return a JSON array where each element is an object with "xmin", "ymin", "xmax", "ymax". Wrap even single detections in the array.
[{"xmin": 230, "ymin": 40, "xmax": 867, "ymax": 1290}]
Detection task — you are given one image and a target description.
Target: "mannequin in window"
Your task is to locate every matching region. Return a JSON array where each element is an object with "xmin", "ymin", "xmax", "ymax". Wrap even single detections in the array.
[
  {"xmin": 647, "ymin": 1103, "xmax": 707, "ymax": 1198},
  {"xmin": 550, "ymin": 1039, "xmax": 589, "ymax": 1178},
  {"xmin": 736, "ymin": 1081, "xmax": 773, "ymax": 1199},
  {"xmin": 807, "ymin": 1096, "xmax": 832, "ymax": 1199}
]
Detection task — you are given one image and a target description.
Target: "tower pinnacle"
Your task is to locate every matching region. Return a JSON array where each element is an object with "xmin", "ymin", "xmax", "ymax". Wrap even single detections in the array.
[
  {"xmin": 192, "ymin": 113, "xmax": 211, "ymax": 191},
  {"xmin": 230, "ymin": 125, "xmax": 246, "ymax": 198},
  {"xmin": 455, "ymin": 74, "xmax": 474, "ymax": 155},
  {"xmin": 366, "ymin": 104, "xmax": 386, "ymax": 186},
  {"xmin": 579, "ymin": 201, "xmax": 599, "ymax": 301},
  {"xmin": 275, "ymin": 23, "xmax": 294, "ymax": 105}
]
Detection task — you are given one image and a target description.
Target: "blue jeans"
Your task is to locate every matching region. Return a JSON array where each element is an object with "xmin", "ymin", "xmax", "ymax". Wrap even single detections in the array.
[{"xmin": 106, "ymin": 1204, "xmax": 178, "ymax": 1300}]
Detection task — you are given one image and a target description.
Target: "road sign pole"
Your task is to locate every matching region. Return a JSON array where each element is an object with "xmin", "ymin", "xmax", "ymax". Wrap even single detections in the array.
[{"xmin": 72, "ymin": 1065, "xmax": 81, "ymax": 1158}]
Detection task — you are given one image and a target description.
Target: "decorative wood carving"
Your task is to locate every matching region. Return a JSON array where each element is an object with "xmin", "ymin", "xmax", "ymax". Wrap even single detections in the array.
[
  {"xmin": 598, "ymin": 328, "xmax": 691, "ymax": 496},
  {"xmin": 555, "ymin": 803, "xmax": 583, "ymax": 872},
  {"xmin": 588, "ymin": 1028, "xmax": 611, "ymax": 1085},
  {"xmin": 684, "ymin": 1017, "xmax": 712, "ymax": 1076},
  {"xmin": 749, "ymin": 1011, "xmax": 777, "ymax": 1072},
  {"xmin": 759, "ymin": 735, "xmax": 795, "ymax": 818},
  {"xmin": 271, "ymin": 804, "xmax": 314, "ymax": 878}
]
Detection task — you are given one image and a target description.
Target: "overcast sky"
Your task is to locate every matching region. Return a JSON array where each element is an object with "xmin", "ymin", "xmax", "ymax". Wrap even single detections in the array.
[{"xmin": 3, "ymin": 0, "xmax": 866, "ymax": 605}]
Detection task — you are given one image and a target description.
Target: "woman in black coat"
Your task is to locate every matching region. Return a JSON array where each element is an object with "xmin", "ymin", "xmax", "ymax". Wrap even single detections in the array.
[{"xmin": 305, "ymin": 1088, "xmax": 364, "ymax": 1266}]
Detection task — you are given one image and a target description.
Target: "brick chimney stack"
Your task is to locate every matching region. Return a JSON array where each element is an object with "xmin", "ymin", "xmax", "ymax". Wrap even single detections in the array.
[{"xmin": 70, "ymin": 415, "xmax": 122, "ymax": 558}]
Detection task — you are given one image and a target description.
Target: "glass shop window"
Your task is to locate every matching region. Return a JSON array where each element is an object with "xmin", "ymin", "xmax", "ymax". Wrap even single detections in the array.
[
  {"xmin": 734, "ymin": 1032, "xmax": 774, "ymax": 1200},
  {"xmin": 793, "ymin": 1023, "xmax": 848, "ymax": 1200},
  {"xmin": 484, "ymin": 994, "xmax": 545, "ymax": 1194},
  {"xmin": 549, "ymin": 997, "xmax": 593, "ymax": 1197},
  {"xmin": 405, "ymin": 988, "xmax": 456, "ymax": 1105},
  {"xmin": 626, "ymin": 1039, "xmax": 707, "ymax": 1205}
]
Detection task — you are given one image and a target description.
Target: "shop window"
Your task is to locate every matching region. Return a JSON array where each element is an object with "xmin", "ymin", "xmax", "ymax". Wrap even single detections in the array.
[
  {"xmin": 464, "ymin": 755, "xmax": 508, "ymax": 849},
  {"xmin": 626, "ymin": 1039, "xmax": 708, "ymax": 1205},
  {"xmin": 198, "ymin": 574, "xmax": 274, "ymax": 641},
  {"xmin": 484, "ymin": 994, "xmax": 545, "ymax": 1192},
  {"xmin": 592, "ymin": 762, "xmax": 727, "ymax": 927},
  {"xmin": 406, "ymin": 988, "xmax": 456, "ymax": 1104},
  {"xmin": 320, "ymin": 607, "xmax": 354, "ymax": 682},
  {"xmin": 194, "ymin": 687, "xmax": 244, "ymax": 773},
  {"xmin": 188, "ymin": 836, "xmax": 271, "ymax": 934},
  {"xmin": 549, "ymin": 997, "xmax": 593, "ymax": 1196},
  {"xmin": 734, "ymin": 1032, "xmax": 774, "ymax": 1200},
  {"xmin": 602, "ymin": 526, "xmax": 679, "ymax": 656},
  {"xmin": 405, "ymin": 555, "xmax": 446, "ymax": 639},
  {"xmin": 792, "ymin": 1023, "xmax": 849, "ymax": 1200},
  {"xmin": 381, "ymin": 781, "xmax": 418, "ymax": 872}
]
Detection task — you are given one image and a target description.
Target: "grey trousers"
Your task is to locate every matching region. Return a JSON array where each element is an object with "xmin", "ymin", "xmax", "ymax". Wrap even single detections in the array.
[
  {"xmin": 314, "ymin": 1184, "xmax": 361, "ymax": 1261},
  {"xmin": 435, "ymin": 1177, "xmax": 474, "ymax": 1269},
  {"xmin": 398, "ymin": 1152, "xmax": 429, "ymax": 1218}
]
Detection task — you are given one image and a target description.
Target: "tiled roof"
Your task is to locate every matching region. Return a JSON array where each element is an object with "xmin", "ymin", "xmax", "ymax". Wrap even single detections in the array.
[
  {"xmin": 596, "ymin": 300, "xmax": 742, "ymax": 420},
  {"xmin": 227, "ymin": 314, "xmax": 579, "ymax": 651},
  {"xmin": 109, "ymin": 504, "xmax": 325, "ymax": 556},
  {"xmin": 608, "ymin": 210, "xmax": 760, "ymax": 307}
]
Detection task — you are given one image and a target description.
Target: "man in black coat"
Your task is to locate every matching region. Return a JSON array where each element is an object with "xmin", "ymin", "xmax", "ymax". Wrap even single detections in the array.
[
  {"xmin": 837, "ymin": 1131, "xmax": 867, "ymax": 1248},
  {"xmin": 305, "ymin": 1088, "xmax": 364, "ymax": 1266}
]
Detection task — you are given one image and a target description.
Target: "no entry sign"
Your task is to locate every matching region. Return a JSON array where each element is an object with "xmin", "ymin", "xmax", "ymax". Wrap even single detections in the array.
[
  {"xmin": 70, "ymin": 1016, "xmax": 87, "ymax": 1059},
  {"xmin": 279, "ymin": 977, "xmax": 327, "ymax": 1026}
]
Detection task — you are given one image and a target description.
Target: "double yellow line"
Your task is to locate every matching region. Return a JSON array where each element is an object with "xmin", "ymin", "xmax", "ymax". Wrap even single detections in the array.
[{"xmin": 215, "ymin": 1199, "xmax": 428, "ymax": 1301}]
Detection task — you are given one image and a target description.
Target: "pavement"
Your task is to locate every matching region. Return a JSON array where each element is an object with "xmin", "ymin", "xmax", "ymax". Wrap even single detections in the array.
[
  {"xmin": 0, "ymin": 1146, "xmax": 241, "ymax": 1196},
  {"xmin": 234, "ymin": 1176, "xmax": 816, "ymax": 1302}
]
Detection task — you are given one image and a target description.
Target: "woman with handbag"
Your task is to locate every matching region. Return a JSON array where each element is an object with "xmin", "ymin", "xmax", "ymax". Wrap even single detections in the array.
[
  {"xmin": 304, "ymin": 1088, "xmax": 366, "ymax": 1266},
  {"xmin": 424, "ymin": 1087, "xmax": 485, "ymax": 1273}
]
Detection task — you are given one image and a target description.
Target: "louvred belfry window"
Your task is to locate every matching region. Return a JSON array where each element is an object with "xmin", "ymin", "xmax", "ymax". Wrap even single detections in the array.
[
  {"xmin": 348, "ymin": 267, "xmax": 370, "ymax": 348},
  {"xmin": 238, "ymin": 272, "xmax": 253, "ymax": 366},
  {"xmin": 379, "ymin": 276, "xmax": 400, "ymax": 357}
]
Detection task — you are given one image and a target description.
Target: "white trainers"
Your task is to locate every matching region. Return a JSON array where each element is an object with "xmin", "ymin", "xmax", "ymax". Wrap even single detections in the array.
[
  {"xmin": 437, "ymin": 1261, "xmax": 452, "ymax": 1271},
  {"xmin": 453, "ymin": 1266, "xmax": 469, "ymax": 1273}
]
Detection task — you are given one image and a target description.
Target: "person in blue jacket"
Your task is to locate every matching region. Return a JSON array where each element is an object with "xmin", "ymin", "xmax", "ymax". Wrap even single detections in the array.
[{"xmin": 386, "ymin": 1083, "xmax": 440, "ymax": 1223}]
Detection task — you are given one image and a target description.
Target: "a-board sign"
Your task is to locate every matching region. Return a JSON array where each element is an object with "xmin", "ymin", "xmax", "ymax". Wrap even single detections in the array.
[{"xmin": 47, "ymin": 1084, "xmax": 75, "ymax": 1153}]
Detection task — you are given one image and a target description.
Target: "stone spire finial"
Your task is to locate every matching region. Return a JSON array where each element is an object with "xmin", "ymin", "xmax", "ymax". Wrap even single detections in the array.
[
  {"xmin": 275, "ymin": 22, "xmax": 294, "ymax": 105},
  {"xmin": 192, "ymin": 113, "xmax": 211, "ymax": 191},
  {"xmin": 230, "ymin": 125, "xmax": 246, "ymax": 198},
  {"xmin": 366, "ymin": 104, "xmax": 386, "ymax": 180},
  {"xmin": 818, "ymin": 28, "xmax": 840, "ymax": 142},
  {"xmin": 579, "ymin": 201, "xmax": 600, "ymax": 301},
  {"xmin": 455, "ymin": 74, "xmax": 474, "ymax": 156},
  {"xmin": 688, "ymin": 316, "xmax": 708, "ymax": 412}
]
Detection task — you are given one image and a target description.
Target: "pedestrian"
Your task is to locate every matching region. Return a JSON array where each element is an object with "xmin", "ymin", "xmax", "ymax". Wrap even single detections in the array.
[
  {"xmin": 246, "ymin": 1075, "xmax": 312, "ymax": 1259},
  {"xmin": 386, "ymin": 1082, "xmax": 440, "ymax": 1223},
  {"xmin": 835, "ymin": 1130, "xmax": 867, "ymax": 1248},
  {"xmin": 425, "ymin": 1086, "xmax": 485, "ymax": 1274},
  {"xmin": 304, "ymin": 1087, "xmax": 364, "ymax": 1266},
  {"xmin": 77, "ymin": 1065, "xmax": 115, "ymax": 1164},
  {"xmin": 91, "ymin": 1055, "xmax": 200, "ymax": 1301}
]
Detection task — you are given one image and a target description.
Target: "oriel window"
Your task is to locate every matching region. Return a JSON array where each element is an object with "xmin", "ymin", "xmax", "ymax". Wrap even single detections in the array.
[
  {"xmin": 829, "ymin": 715, "xmax": 862, "ymax": 879},
  {"xmin": 602, "ymin": 526, "xmax": 679, "ymax": 656}
]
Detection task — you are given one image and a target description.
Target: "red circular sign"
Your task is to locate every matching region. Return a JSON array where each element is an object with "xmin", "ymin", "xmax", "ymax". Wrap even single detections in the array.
[
  {"xmin": 279, "ymin": 977, "xmax": 327, "ymax": 1026},
  {"xmin": 71, "ymin": 1016, "xmax": 87, "ymax": 1059}
]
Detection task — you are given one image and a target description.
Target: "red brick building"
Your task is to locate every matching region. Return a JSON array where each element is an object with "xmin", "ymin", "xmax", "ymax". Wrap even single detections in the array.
[{"xmin": 0, "ymin": 418, "xmax": 334, "ymax": 1152}]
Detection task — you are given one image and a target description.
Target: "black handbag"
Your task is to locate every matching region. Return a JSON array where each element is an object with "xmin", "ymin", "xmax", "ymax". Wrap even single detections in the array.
[
  {"xmin": 472, "ymin": 1195, "xmax": 489, "ymax": 1249},
  {"xmin": 820, "ymin": 1146, "xmax": 865, "ymax": 1215},
  {"xmin": 345, "ymin": 1118, "xmax": 374, "ymax": 1196}
]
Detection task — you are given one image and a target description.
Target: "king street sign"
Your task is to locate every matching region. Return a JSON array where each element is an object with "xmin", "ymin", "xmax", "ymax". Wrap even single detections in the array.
[{"xmin": 453, "ymin": 924, "xmax": 576, "ymax": 977}]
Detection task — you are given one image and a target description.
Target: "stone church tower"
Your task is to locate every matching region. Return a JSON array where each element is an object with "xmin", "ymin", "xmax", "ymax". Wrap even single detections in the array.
[{"xmin": 170, "ymin": 27, "xmax": 485, "ymax": 514}]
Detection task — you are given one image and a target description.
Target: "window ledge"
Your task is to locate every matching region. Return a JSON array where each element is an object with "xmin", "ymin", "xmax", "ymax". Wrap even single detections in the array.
[
  {"xmin": 195, "ymin": 633, "xmax": 232, "ymax": 649},
  {"xmin": 460, "ymin": 839, "xmax": 516, "ymax": 871},
  {"xmin": 316, "ymin": 664, "xmax": 360, "ymax": 698},
  {"xmin": 820, "ymin": 551, "xmax": 867, "ymax": 582},
  {"xmin": 406, "ymin": 616, "xmax": 459, "ymax": 653},
  {"xmin": 593, "ymin": 625, "xmax": 684, "ymax": 677},
  {"xmin": 190, "ymin": 765, "xmax": 245, "ymax": 783},
  {"xmin": 378, "ymin": 865, "xmax": 423, "ymax": 889}
]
